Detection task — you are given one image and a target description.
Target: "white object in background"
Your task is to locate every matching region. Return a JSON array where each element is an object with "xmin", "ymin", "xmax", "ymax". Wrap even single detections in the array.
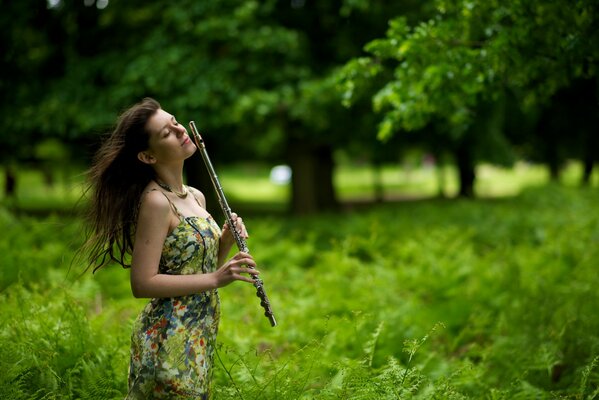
[{"xmin": 269, "ymin": 165, "xmax": 292, "ymax": 185}]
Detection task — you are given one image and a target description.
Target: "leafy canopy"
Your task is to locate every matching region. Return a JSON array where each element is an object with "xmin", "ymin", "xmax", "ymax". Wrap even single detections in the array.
[{"xmin": 338, "ymin": 0, "xmax": 599, "ymax": 140}]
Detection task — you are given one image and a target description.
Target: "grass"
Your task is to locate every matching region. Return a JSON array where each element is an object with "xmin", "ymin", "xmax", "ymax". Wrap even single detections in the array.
[
  {"xmin": 1, "ymin": 160, "xmax": 597, "ymax": 213},
  {"xmin": 1, "ymin": 162, "xmax": 598, "ymax": 398}
]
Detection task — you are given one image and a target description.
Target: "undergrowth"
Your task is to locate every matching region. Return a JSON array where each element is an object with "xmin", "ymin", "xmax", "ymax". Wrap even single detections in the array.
[{"xmin": 1, "ymin": 185, "xmax": 598, "ymax": 399}]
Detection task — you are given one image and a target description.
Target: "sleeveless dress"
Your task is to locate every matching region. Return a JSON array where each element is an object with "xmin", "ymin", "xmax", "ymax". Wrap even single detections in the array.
[{"xmin": 127, "ymin": 190, "xmax": 221, "ymax": 399}]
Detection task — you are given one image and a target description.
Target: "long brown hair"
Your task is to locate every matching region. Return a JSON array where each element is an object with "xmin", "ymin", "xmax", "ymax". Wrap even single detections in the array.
[{"xmin": 84, "ymin": 97, "xmax": 161, "ymax": 271}]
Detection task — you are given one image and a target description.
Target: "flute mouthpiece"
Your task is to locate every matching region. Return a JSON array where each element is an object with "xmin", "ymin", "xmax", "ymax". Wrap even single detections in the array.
[{"xmin": 188, "ymin": 121, "xmax": 205, "ymax": 148}]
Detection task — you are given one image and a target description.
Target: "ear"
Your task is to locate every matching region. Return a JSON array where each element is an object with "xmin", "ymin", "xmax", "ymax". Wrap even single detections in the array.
[{"xmin": 137, "ymin": 151, "xmax": 156, "ymax": 165}]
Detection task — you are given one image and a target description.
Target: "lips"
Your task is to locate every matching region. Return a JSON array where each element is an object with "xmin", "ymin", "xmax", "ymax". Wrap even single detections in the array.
[{"xmin": 182, "ymin": 137, "xmax": 191, "ymax": 146}]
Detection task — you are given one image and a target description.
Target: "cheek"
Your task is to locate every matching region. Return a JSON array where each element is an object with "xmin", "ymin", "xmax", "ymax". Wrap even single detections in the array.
[
  {"xmin": 152, "ymin": 144, "xmax": 170, "ymax": 158},
  {"xmin": 145, "ymin": 132, "xmax": 162, "ymax": 152},
  {"xmin": 150, "ymin": 138, "xmax": 180, "ymax": 159}
]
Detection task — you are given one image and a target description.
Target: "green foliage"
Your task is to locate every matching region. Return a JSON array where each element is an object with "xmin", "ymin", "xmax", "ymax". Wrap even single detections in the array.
[
  {"xmin": 0, "ymin": 212, "xmax": 82, "ymax": 292},
  {"xmin": 1, "ymin": 1, "xmax": 430, "ymax": 209},
  {"xmin": 1, "ymin": 185, "xmax": 599, "ymax": 398},
  {"xmin": 1, "ymin": 0, "xmax": 307, "ymax": 147},
  {"xmin": 339, "ymin": 0, "xmax": 599, "ymax": 139},
  {"xmin": 0, "ymin": 284, "xmax": 128, "ymax": 399}
]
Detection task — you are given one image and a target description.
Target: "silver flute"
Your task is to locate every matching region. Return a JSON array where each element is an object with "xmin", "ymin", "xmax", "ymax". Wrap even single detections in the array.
[{"xmin": 189, "ymin": 121, "xmax": 277, "ymax": 327}]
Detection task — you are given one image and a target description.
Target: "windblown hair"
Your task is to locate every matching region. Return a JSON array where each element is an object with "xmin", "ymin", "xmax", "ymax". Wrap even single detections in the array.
[{"xmin": 84, "ymin": 97, "xmax": 161, "ymax": 271}]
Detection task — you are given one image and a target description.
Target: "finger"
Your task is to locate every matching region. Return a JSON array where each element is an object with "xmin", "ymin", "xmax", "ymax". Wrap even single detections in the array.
[
  {"xmin": 228, "ymin": 254, "xmax": 256, "ymax": 268},
  {"xmin": 233, "ymin": 251, "xmax": 252, "ymax": 259},
  {"xmin": 231, "ymin": 266, "xmax": 260, "ymax": 275},
  {"xmin": 233, "ymin": 219, "xmax": 249, "ymax": 238},
  {"xmin": 224, "ymin": 217, "xmax": 244, "ymax": 234},
  {"xmin": 237, "ymin": 276, "xmax": 255, "ymax": 284},
  {"xmin": 236, "ymin": 227, "xmax": 248, "ymax": 239},
  {"xmin": 223, "ymin": 214, "xmax": 237, "ymax": 227},
  {"xmin": 233, "ymin": 258, "xmax": 257, "ymax": 269},
  {"xmin": 234, "ymin": 218, "xmax": 246, "ymax": 235}
]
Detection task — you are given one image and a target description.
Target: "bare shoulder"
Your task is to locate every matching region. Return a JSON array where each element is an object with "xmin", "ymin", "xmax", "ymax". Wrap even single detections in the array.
[
  {"xmin": 139, "ymin": 188, "xmax": 171, "ymax": 217},
  {"xmin": 187, "ymin": 186, "xmax": 207, "ymax": 208}
]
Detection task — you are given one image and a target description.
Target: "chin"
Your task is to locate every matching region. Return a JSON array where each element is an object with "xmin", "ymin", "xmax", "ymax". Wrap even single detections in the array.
[{"xmin": 185, "ymin": 145, "xmax": 198, "ymax": 159}]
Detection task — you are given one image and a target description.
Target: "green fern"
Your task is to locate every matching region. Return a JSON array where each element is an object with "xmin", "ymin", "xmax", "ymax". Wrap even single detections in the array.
[{"xmin": 579, "ymin": 356, "xmax": 599, "ymax": 399}]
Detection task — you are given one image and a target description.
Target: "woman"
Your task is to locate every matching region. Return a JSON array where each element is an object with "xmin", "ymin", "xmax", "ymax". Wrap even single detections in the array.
[{"xmin": 85, "ymin": 97, "xmax": 258, "ymax": 399}]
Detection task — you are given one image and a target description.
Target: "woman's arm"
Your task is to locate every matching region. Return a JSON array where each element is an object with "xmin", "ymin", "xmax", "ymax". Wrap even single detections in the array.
[{"xmin": 130, "ymin": 191, "xmax": 258, "ymax": 298}]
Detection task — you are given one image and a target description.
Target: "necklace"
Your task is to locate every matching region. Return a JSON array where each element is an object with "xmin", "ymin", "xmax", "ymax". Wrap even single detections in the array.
[{"xmin": 156, "ymin": 180, "xmax": 188, "ymax": 198}]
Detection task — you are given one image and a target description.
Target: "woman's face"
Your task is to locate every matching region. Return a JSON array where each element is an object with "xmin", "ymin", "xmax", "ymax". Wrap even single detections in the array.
[{"xmin": 143, "ymin": 109, "xmax": 196, "ymax": 164}]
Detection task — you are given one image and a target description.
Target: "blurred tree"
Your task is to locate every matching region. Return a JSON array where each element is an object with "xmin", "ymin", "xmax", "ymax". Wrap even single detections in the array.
[
  {"xmin": 0, "ymin": 0, "xmax": 140, "ymax": 196},
  {"xmin": 339, "ymin": 0, "xmax": 599, "ymax": 196},
  {"xmin": 530, "ymin": 78, "xmax": 599, "ymax": 182},
  {"xmin": 2, "ymin": 0, "xmax": 304, "ymax": 212},
  {"xmin": 2, "ymin": 0, "xmax": 430, "ymax": 213},
  {"xmin": 231, "ymin": 0, "xmax": 429, "ymax": 213},
  {"xmin": 0, "ymin": 0, "xmax": 67, "ymax": 196}
]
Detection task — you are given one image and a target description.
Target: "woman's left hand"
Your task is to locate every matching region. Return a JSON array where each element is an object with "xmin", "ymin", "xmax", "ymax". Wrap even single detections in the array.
[{"xmin": 220, "ymin": 213, "xmax": 248, "ymax": 248}]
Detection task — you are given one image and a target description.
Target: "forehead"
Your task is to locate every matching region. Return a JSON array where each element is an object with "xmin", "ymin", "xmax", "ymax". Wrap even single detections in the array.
[{"xmin": 146, "ymin": 109, "xmax": 173, "ymax": 135}]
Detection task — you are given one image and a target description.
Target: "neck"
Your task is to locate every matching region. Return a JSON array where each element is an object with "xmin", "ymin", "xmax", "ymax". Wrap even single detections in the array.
[{"xmin": 154, "ymin": 165, "xmax": 185, "ymax": 192}]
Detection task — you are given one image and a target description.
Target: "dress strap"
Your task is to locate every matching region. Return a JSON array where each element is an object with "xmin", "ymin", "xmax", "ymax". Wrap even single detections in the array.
[{"xmin": 148, "ymin": 188, "xmax": 185, "ymax": 221}]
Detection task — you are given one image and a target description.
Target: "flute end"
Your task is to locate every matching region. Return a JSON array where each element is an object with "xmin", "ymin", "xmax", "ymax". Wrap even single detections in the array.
[
  {"xmin": 188, "ymin": 121, "xmax": 204, "ymax": 148},
  {"xmin": 268, "ymin": 315, "xmax": 277, "ymax": 327}
]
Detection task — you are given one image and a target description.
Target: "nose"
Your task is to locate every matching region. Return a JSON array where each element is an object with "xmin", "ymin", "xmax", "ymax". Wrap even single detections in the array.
[{"xmin": 175, "ymin": 125, "xmax": 186, "ymax": 137}]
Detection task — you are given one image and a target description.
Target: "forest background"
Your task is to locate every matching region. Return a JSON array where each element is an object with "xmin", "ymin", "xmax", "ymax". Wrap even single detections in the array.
[{"xmin": 1, "ymin": 0, "xmax": 598, "ymax": 399}]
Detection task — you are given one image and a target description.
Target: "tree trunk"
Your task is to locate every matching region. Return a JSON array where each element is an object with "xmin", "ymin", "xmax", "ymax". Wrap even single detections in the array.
[
  {"xmin": 287, "ymin": 137, "xmax": 338, "ymax": 215},
  {"xmin": 4, "ymin": 166, "xmax": 16, "ymax": 198},
  {"xmin": 538, "ymin": 117, "xmax": 562, "ymax": 182},
  {"xmin": 436, "ymin": 161, "xmax": 446, "ymax": 198},
  {"xmin": 455, "ymin": 144, "xmax": 475, "ymax": 198},
  {"xmin": 430, "ymin": 150, "xmax": 446, "ymax": 198},
  {"xmin": 314, "ymin": 145, "xmax": 338, "ymax": 210},
  {"xmin": 582, "ymin": 159, "xmax": 594, "ymax": 185},
  {"xmin": 547, "ymin": 160, "xmax": 560, "ymax": 181},
  {"xmin": 581, "ymin": 127, "xmax": 598, "ymax": 185}
]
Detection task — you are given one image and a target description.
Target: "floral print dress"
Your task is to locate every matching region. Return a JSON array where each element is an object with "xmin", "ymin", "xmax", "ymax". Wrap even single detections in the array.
[{"xmin": 127, "ymin": 191, "xmax": 221, "ymax": 399}]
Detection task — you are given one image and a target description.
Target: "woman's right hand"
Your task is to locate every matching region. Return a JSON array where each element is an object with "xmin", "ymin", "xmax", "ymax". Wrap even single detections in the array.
[{"xmin": 211, "ymin": 252, "xmax": 259, "ymax": 288}]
